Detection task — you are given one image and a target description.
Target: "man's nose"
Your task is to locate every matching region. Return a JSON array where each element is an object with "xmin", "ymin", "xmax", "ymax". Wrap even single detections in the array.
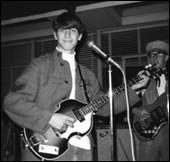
[{"xmin": 65, "ymin": 30, "xmax": 71, "ymax": 38}]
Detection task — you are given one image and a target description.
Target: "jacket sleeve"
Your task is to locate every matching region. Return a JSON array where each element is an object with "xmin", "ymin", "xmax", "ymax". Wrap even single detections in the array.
[{"xmin": 3, "ymin": 59, "xmax": 53, "ymax": 134}]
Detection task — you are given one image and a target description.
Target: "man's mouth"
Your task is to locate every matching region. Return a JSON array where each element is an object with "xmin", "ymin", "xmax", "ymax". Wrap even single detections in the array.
[{"xmin": 63, "ymin": 40, "xmax": 72, "ymax": 43}]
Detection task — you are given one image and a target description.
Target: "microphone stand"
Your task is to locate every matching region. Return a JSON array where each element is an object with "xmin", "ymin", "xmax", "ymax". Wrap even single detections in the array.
[
  {"xmin": 106, "ymin": 58, "xmax": 136, "ymax": 161},
  {"xmin": 167, "ymin": 84, "xmax": 169, "ymax": 124},
  {"xmin": 108, "ymin": 65, "xmax": 114, "ymax": 160},
  {"xmin": 166, "ymin": 74, "xmax": 169, "ymax": 123}
]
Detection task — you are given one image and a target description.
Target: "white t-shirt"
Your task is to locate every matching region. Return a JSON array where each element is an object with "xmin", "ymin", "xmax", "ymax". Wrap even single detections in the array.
[{"xmin": 157, "ymin": 74, "xmax": 166, "ymax": 96}]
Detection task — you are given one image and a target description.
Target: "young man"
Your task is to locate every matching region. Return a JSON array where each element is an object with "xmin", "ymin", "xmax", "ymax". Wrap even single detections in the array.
[
  {"xmin": 132, "ymin": 40, "xmax": 169, "ymax": 161},
  {"xmin": 3, "ymin": 12, "xmax": 148, "ymax": 161}
]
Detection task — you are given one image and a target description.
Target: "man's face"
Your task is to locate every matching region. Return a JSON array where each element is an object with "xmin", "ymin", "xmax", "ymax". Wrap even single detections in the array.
[
  {"xmin": 54, "ymin": 28, "xmax": 82, "ymax": 54},
  {"xmin": 147, "ymin": 50, "xmax": 169, "ymax": 69}
]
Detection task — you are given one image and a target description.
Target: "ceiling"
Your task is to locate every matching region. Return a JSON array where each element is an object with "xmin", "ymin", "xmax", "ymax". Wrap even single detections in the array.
[
  {"xmin": 1, "ymin": 1, "xmax": 106, "ymax": 21},
  {"xmin": 1, "ymin": 1, "xmax": 169, "ymax": 42}
]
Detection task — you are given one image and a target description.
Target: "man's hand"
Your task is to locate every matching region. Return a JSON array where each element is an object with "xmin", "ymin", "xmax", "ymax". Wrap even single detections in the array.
[
  {"xmin": 131, "ymin": 73, "xmax": 150, "ymax": 91},
  {"xmin": 132, "ymin": 107, "xmax": 150, "ymax": 120},
  {"xmin": 49, "ymin": 113, "xmax": 75, "ymax": 132}
]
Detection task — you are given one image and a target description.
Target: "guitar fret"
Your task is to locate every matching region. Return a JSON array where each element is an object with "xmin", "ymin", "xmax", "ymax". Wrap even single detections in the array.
[
  {"xmin": 86, "ymin": 105, "xmax": 92, "ymax": 113},
  {"xmin": 95, "ymin": 98, "xmax": 102, "ymax": 107},
  {"xmin": 119, "ymin": 85, "xmax": 124, "ymax": 91},
  {"xmin": 114, "ymin": 89, "xmax": 120, "ymax": 95},
  {"xmin": 117, "ymin": 87, "xmax": 122, "ymax": 94},
  {"xmin": 82, "ymin": 104, "xmax": 93, "ymax": 115},
  {"xmin": 89, "ymin": 104, "xmax": 95, "ymax": 112},
  {"xmin": 98, "ymin": 96, "xmax": 109, "ymax": 105},
  {"xmin": 96, "ymin": 98, "xmax": 104, "ymax": 106},
  {"xmin": 91, "ymin": 101, "xmax": 99, "ymax": 110},
  {"xmin": 83, "ymin": 105, "xmax": 89, "ymax": 115},
  {"xmin": 113, "ymin": 86, "xmax": 123, "ymax": 96},
  {"xmin": 84, "ymin": 106, "xmax": 89, "ymax": 114},
  {"xmin": 128, "ymin": 78, "xmax": 138, "ymax": 86},
  {"xmin": 80, "ymin": 95, "xmax": 109, "ymax": 116},
  {"xmin": 102, "ymin": 96, "xmax": 109, "ymax": 102},
  {"xmin": 127, "ymin": 81, "xmax": 134, "ymax": 87},
  {"xmin": 112, "ymin": 75, "xmax": 143, "ymax": 97},
  {"xmin": 99, "ymin": 96, "xmax": 106, "ymax": 104}
]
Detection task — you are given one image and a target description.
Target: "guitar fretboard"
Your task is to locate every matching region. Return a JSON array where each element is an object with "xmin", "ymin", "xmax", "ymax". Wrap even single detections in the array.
[
  {"xmin": 81, "ymin": 95, "xmax": 109, "ymax": 116},
  {"xmin": 112, "ymin": 75, "xmax": 141, "ymax": 96}
]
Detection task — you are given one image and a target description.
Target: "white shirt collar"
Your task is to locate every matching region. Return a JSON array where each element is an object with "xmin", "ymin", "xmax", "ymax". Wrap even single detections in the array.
[{"xmin": 56, "ymin": 46, "xmax": 76, "ymax": 58}]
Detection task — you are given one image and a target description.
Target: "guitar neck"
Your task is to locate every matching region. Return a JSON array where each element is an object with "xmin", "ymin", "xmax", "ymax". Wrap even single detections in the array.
[
  {"xmin": 79, "ymin": 75, "xmax": 142, "ymax": 117},
  {"xmin": 112, "ymin": 65, "xmax": 164, "ymax": 97},
  {"xmin": 112, "ymin": 75, "xmax": 142, "ymax": 97}
]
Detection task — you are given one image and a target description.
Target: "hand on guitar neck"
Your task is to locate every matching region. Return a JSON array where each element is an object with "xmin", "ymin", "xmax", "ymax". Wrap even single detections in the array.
[
  {"xmin": 131, "ymin": 73, "xmax": 150, "ymax": 92},
  {"xmin": 131, "ymin": 64, "xmax": 165, "ymax": 93}
]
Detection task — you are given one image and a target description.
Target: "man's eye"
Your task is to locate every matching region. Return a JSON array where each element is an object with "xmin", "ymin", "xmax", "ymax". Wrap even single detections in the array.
[
  {"xmin": 58, "ymin": 29, "xmax": 64, "ymax": 32},
  {"xmin": 71, "ymin": 28, "xmax": 77, "ymax": 32}
]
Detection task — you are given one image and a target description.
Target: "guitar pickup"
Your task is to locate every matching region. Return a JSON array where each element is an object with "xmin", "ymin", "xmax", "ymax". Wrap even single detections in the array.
[
  {"xmin": 73, "ymin": 108, "xmax": 85, "ymax": 122},
  {"xmin": 39, "ymin": 144, "xmax": 59, "ymax": 155}
]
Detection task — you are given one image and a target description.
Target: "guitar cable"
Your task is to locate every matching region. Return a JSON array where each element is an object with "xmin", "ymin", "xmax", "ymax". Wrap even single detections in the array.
[
  {"xmin": 166, "ymin": 78, "xmax": 169, "ymax": 123},
  {"xmin": 117, "ymin": 67, "xmax": 136, "ymax": 161},
  {"xmin": 167, "ymin": 92, "xmax": 169, "ymax": 124}
]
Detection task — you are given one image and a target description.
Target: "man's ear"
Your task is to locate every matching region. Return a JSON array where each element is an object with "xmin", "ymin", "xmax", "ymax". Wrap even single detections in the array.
[
  {"xmin": 78, "ymin": 34, "xmax": 82, "ymax": 41},
  {"xmin": 54, "ymin": 32, "xmax": 57, "ymax": 40},
  {"xmin": 165, "ymin": 55, "xmax": 169, "ymax": 62}
]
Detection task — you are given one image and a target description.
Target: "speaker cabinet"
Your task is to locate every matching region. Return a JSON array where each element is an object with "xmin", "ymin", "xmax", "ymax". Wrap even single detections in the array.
[
  {"xmin": 95, "ymin": 126, "xmax": 112, "ymax": 161},
  {"xmin": 95, "ymin": 124, "xmax": 139, "ymax": 161}
]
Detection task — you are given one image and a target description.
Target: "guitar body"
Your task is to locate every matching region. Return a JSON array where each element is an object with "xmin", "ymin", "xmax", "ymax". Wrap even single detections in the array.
[
  {"xmin": 132, "ymin": 93, "xmax": 168, "ymax": 141},
  {"xmin": 23, "ymin": 99, "xmax": 94, "ymax": 160}
]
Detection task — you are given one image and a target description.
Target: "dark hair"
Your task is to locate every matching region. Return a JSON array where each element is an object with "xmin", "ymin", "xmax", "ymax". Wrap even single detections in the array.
[{"xmin": 52, "ymin": 12, "xmax": 85, "ymax": 34}]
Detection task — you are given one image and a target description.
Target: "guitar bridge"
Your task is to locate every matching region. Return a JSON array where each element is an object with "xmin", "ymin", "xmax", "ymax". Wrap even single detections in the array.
[{"xmin": 39, "ymin": 144, "xmax": 59, "ymax": 155}]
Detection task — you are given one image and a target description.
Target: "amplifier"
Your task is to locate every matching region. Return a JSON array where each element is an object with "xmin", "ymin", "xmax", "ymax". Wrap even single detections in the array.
[{"xmin": 95, "ymin": 124, "xmax": 138, "ymax": 161}]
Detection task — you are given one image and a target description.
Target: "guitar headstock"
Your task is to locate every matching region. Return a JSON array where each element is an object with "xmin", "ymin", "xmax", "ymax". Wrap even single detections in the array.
[{"xmin": 143, "ymin": 64, "xmax": 165, "ymax": 80}]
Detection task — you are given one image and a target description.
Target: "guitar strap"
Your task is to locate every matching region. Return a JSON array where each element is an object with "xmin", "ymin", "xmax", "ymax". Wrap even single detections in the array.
[{"xmin": 77, "ymin": 64, "xmax": 90, "ymax": 103}]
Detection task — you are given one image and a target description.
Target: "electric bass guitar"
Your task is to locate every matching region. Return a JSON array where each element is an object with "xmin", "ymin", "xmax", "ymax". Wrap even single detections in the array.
[
  {"xmin": 22, "ymin": 64, "xmax": 164, "ymax": 160},
  {"xmin": 132, "ymin": 92, "xmax": 168, "ymax": 141}
]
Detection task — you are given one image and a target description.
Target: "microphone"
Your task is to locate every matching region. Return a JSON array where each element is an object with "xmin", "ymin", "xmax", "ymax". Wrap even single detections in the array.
[
  {"xmin": 87, "ymin": 40, "xmax": 108, "ymax": 58},
  {"xmin": 87, "ymin": 40, "xmax": 121, "ymax": 69}
]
